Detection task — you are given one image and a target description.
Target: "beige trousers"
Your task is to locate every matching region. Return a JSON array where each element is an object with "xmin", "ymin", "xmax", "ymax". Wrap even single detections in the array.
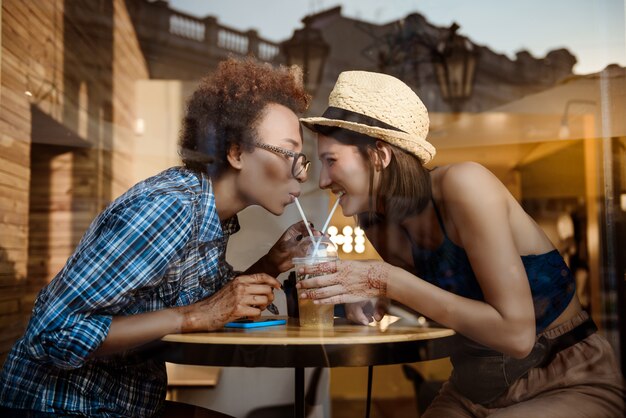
[{"xmin": 423, "ymin": 311, "xmax": 625, "ymax": 418}]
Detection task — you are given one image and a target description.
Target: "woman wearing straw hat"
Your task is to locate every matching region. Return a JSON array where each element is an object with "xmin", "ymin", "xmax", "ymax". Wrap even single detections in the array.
[
  {"xmin": 0, "ymin": 58, "xmax": 315, "ymax": 418},
  {"xmin": 298, "ymin": 71, "xmax": 624, "ymax": 416}
]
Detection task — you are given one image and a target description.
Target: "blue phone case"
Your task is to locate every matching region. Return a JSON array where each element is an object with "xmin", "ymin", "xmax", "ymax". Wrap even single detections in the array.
[{"xmin": 225, "ymin": 318, "xmax": 287, "ymax": 329}]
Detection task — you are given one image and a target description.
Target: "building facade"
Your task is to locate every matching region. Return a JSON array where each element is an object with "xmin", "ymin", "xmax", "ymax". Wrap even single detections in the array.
[{"xmin": 1, "ymin": 2, "xmax": 622, "ymax": 408}]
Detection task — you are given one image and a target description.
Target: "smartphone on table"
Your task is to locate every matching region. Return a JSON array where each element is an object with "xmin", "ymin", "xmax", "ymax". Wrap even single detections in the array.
[{"xmin": 224, "ymin": 318, "xmax": 287, "ymax": 329}]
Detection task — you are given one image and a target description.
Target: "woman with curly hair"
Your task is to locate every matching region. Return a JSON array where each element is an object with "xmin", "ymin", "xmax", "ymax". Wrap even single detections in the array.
[{"xmin": 0, "ymin": 58, "xmax": 313, "ymax": 418}]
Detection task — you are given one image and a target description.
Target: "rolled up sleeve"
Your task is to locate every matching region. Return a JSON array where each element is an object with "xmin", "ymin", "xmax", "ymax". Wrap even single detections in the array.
[{"xmin": 25, "ymin": 194, "xmax": 193, "ymax": 369}]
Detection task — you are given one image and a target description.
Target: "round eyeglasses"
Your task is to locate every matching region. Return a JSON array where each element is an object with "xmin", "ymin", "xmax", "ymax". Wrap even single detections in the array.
[{"xmin": 253, "ymin": 141, "xmax": 311, "ymax": 179}]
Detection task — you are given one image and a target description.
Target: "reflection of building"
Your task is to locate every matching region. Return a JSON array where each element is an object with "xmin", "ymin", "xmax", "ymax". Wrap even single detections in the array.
[
  {"xmin": 0, "ymin": 0, "xmax": 279, "ymax": 362},
  {"xmin": 127, "ymin": 0, "xmax": 281, "ymax": 79},
  {"xmin": 292, "ymin": 6, "xmax": 578, "ymax": 258},
  {"xmin": 290, "ymin": 6, "xmax": 624, "ymax": 373},
  {"xmin": 0, "ymin": 2, "xmax": 307, "ymax": 416},
  {"xmin": 0, "ymin": 2, "xmax": 579, "ymax": 354},
  {"xmin": 2, "ymin": 1, "xmax": 140, "ymax": 356},
  {"xmin": 1, "ymin": 0, "xmax": 623, "ymax": 403},
  {"xmin": 296, "ymin": 7, "xmax": 575, "ymax": 116}
]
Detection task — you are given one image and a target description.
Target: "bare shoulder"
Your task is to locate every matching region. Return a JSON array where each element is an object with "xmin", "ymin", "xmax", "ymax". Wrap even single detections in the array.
[{"xmin": 436, "ymin": 162, "xmax": 504, "ymax": 202}]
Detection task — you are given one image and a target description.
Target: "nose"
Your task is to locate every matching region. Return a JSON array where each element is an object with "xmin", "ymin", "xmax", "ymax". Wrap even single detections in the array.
[
  {"xmin": 318, "ymin": 165, "xmax": 331, "ymax": 189},
  {"xmin": 295, "ymin": 167, "xmax": 308, "ymax": 183}
]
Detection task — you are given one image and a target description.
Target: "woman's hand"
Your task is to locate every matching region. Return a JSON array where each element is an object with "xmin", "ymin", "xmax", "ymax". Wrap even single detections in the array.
[
  {"xmin": 345, "ymin": 298, "xmax": 390, "ymax": 325},
  {"xmin": 296, "ymin": 260, "xmax": 391, "ymax": 304},
  {"xmin": 263, "ymin": 221, "xmax": 319, "ymax": 275},
  {"xmin": 179, "ymin": 273, "xmax": 281, "ymax": 332}
]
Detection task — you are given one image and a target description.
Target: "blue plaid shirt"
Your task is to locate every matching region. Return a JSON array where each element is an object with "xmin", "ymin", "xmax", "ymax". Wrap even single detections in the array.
[{"xmin": 0, "ymin": 167, "xmax": 239, "ymax": 417}]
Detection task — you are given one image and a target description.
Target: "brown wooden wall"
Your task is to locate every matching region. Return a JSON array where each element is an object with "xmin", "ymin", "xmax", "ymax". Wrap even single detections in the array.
[{"xmin": 0, "ymin": 0, "xmax": 148, "ymax": 363}]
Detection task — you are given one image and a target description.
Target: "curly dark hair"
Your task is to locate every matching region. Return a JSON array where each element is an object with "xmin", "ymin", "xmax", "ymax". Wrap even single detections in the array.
[{"xmin": 179, "ymin": 57, "xmax": 311, "ymax": 178}]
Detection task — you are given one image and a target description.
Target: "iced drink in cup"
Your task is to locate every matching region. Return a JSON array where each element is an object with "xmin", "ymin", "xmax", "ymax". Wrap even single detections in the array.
[{"xmin": 292, "ymin": 236, "xmax": 338, "ymax": 328}]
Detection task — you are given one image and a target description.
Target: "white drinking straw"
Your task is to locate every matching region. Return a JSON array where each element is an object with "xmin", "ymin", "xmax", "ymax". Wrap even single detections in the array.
[
  {"xmin": 320, "ymin": 192, "xmax": 344, "ymax": 236},
  {"xmin": 294, "ymin": 197, "xmax": 315, "ymax": 239},
  {"xmin": 313, "ymin": 192, "xmax": 344, "ymax": 255}
]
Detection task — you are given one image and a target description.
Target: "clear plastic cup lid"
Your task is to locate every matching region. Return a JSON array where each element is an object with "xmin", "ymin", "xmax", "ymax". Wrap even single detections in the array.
[{"xmin": 292, "ymin": 236, "xmax": 338, "ymax": 260}]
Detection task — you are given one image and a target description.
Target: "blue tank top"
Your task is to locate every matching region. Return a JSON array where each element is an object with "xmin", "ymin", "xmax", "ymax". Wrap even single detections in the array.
[{"xmin": 409, "ymin": 200, "xmax": 576, "ymax": 333}]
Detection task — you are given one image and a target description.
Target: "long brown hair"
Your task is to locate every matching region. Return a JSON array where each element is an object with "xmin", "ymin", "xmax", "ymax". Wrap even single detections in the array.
[{"xmin": 313, "ymin": 125, "xmax": 431, "ymax": 226}]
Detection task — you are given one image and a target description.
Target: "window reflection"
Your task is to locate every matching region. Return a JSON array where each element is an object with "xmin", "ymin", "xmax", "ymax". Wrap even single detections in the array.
[{"xmin": 0, "ymin": 1, "xmax": 623, "ymax": 415}]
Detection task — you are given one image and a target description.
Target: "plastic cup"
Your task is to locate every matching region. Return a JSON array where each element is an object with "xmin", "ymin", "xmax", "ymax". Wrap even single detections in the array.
[{"xmin": 292, "ymin": 236, "xmax": 338, "ymax": 328}]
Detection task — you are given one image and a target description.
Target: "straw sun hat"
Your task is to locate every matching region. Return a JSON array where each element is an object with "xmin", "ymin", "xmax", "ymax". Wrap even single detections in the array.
[{"xmin": 300, "ymin": 71, "xmax": 436, "ymax": 164}]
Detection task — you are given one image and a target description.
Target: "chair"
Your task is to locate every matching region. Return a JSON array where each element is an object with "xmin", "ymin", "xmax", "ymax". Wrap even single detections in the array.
[
  {"xmin": 165, "ymin": 363, "xmax": 221, "ymax": 402},
  {"xmin": 162, "ymin": 400, "xmax": 235, "ymax": 418}
]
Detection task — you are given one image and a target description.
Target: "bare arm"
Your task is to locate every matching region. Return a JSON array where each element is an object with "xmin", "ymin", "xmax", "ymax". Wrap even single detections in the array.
[
  {"xmin": 299, "ymin": 163, "xmax": 537, "ymax": 358},
  {"xmin": 91, "ymin": 309, "xmax": 184, "ymax": 357},
  {"xmin": 96, "ymin": 221, "xmax": 310, "ymax": 357},
  {"xmin": 434, "ymin": 163, "xmax": 536, "ymax": 357},
  {"xmin": 92, "ymin": 273, "xmax": 280, "ymax": 357},
  {"xmin": 387, "ymin": 266, "xmax": 535, "ymax": 358}
]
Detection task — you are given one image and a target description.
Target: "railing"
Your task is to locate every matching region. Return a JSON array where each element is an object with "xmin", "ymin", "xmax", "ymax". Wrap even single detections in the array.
[
  {"xmin": 217, "ymin": 28, "xmax": 249, "ymax": 55},
  {"xmin": 164, "ymin": 7, "xmax": 281, "ymax": 61},
  {"xmin": 259, "ymin": 42, "xmax": 280, "ymax": 61},
  {"xmin": 169, "ymin": 14, "xmax": 205, "ymax": 42}
]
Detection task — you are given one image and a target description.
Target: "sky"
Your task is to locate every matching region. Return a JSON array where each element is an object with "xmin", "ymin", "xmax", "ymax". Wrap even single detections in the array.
[{"xmin": 168, "ymin": 0, "xmax": 625, "ymax": 75}]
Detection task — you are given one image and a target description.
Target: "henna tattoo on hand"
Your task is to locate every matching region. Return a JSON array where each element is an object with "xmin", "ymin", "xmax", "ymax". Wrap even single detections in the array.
[
  {"xmin": 332, "ymin": 262, "xmax": 389, "ymax": 298},
  {"xmin": 366, "ymin": 264, "xmax": 389, "ymax": 296},
  {"xmin": 314, "ymin": 262, "xmax": 337, "ymax": 275}
]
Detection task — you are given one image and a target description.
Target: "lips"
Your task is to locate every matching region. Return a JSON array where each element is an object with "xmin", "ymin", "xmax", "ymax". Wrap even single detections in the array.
[
  {"xmin": 288, "ymin": 191, "xmax": 300, "ymax": 203},
  {"xmin": 331, "ymin": 191, "xmax": 346, "ymax": 211}
]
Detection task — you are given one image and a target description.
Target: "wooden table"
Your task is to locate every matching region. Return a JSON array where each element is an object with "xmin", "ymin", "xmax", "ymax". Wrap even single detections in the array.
[{"xmin": 155, "ymin": 316, "xmax": 455, "ymax": 418}]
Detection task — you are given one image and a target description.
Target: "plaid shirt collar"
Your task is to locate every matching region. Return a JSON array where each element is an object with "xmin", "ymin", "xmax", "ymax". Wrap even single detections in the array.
[{"xmin": 198, "ymin": 172, "xmax": 240, "ymax": 242}]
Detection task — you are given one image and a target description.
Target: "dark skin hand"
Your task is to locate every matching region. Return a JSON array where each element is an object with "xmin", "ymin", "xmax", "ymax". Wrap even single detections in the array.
[
  {"xmin": 245, "ymin": 220, "xmax": 319, "ymax": 314},
  {"xmin": 93, "ymin": 273, "xmax": 280, "ymax": 357},
  {"xmin": 94, "ymin": 222, "xmax": 315, "ymax": 357},
  {"xmin": 179, "ymin": 273, "xmax": 281, "ymax": 332},
  {"xmin": 246, "ymin": 221, "xmax": 318, "ymax": 277}
]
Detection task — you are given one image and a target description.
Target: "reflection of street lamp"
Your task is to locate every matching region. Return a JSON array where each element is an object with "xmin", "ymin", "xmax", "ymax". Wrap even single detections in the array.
[
  {"xmin": 432, "ymin": 23, "xmax": 478, "ymax": 111},
  {"xmin": 367, "ymin": 19, "xmax": 478, "ymax": 110},
  {"xmin": 558, "ymin": 99, "xmax": 596, "ymax": 139},
  {"xmin": 327, "ymin": 225, "xmax": 366, "ymax": 254},
  {"xmin": 281, "ymin": 17, "xmax": 330, "ymax": 93}
]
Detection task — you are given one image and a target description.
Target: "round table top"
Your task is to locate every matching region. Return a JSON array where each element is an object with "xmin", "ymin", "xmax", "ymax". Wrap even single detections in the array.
[
  {"xmin": 162, "ymin": 317, "xmax": 454, "ymax": 345},
  {"xmin": 156, "ymin": 317, "xmax": 456, "ymax": 368}
]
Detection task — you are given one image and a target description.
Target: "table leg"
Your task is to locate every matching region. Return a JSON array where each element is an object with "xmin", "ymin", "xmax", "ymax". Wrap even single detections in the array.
[
  {"xmin": 294, "ymin": 367, "xmax": 305, "ymax": 418},
  {"xmin": 365, "ymin": 365, "xmax": 373, "ymax": 418}
]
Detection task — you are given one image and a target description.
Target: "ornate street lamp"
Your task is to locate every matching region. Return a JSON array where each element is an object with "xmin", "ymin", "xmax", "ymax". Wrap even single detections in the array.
[
  {"xmin": 281, "ymin": 17, "xmax": 330, "ymax": 93},
  {"xmin": 432, "ymin": 23, "xmax": 478, "ymax": 111},
  {"xmin": 361, "ymin": 17, "xmax": 478, "ymax": 111}
]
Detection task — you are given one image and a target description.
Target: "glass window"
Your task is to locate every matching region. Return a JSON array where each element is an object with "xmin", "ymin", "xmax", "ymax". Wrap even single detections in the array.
[{"xmin": 1, "ymin": 1, "xmax": 623, "ymax": 416}]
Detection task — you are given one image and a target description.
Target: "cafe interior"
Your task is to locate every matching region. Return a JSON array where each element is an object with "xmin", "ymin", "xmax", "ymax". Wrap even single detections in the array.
[{"xmin": 0, "ymin": 1, "xmax": 624, "ymax": 417}]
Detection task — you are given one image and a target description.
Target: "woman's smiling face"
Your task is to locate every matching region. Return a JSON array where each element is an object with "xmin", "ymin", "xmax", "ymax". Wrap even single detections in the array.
[{"xmin": 317, "ymin": 134, "xmax": 375, "ymax": 216}]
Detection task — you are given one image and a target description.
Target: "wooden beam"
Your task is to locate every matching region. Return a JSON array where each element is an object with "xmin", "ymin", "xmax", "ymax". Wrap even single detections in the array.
[
  {"xmin": 583, "ymin": 115, "xmax": 602, "ymax": 327},
  {"xmin": 1, "ymin": 0, "xmax": 3, "ymax": 110}
]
